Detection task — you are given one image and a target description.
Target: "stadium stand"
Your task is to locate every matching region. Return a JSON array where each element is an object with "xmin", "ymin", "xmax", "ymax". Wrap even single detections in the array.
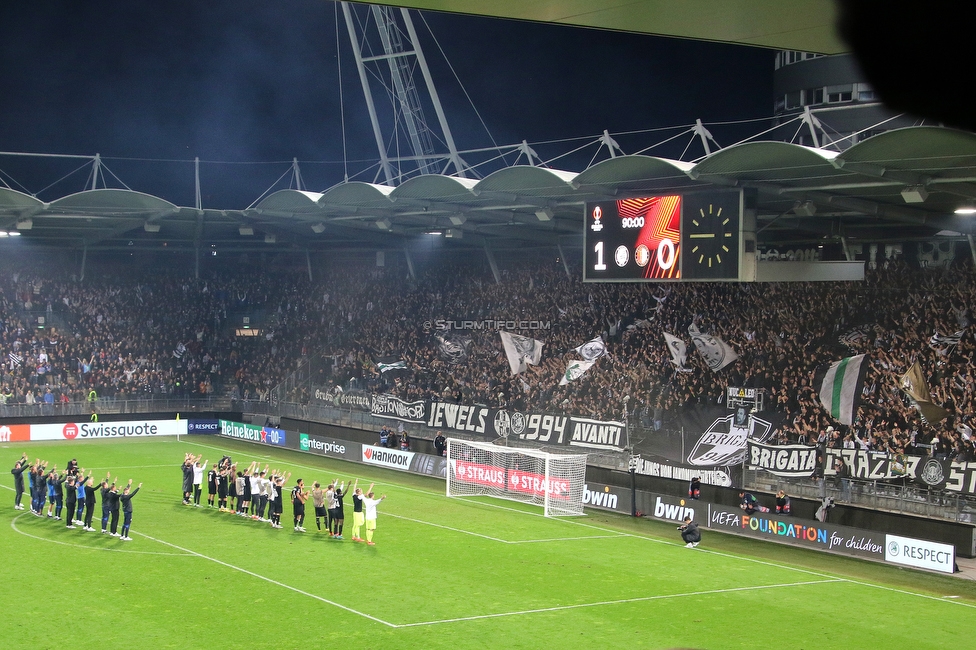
[{"xmin": 1, "ymin": 253, "xmax": 973, "ymax": 464}]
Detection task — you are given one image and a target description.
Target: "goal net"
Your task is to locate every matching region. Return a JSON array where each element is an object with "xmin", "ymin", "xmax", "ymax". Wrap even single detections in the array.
[{"xmin": 446, "ymin": 438, "xmax": 588, "ymax": 517}]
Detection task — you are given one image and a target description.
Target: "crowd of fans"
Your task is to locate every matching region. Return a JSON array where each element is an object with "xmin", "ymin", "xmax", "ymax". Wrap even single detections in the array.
[{"xmin": 1, "ymin": 251, "xmax": 973, "ymax": 459}]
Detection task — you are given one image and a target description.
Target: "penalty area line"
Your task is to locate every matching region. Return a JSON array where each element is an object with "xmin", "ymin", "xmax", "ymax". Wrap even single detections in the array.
[
  {"xmin": 385, "ymin": 512, "xmax": 626, "ymax": 545},
  {"xmin": 396, "ymin": 578, "xmax": 845, "ymax": 628},
  {"xmin": 137, "ymin": 531, "xmax": 398, "ymax": 627}
]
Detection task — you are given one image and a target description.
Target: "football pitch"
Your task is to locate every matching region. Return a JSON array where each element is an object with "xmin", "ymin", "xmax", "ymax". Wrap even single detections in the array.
[{"xmin": 3, "ymin": 437, "xmax": 976, "ymax": 649}]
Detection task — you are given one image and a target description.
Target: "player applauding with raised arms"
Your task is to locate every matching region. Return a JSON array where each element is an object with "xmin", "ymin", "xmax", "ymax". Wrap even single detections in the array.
[{"xmin": 119, "ymin": 479, "xmax": 142, "ymax": 541}]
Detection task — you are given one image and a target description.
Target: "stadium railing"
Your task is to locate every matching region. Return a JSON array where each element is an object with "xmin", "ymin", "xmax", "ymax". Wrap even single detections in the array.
[
  {"xmin": 0, "ymin": 396, "xmax": 231, "ymax": 419},
  {"xmin": 744, "ymin": 468, "xmax": 976, "ymax": 524}
]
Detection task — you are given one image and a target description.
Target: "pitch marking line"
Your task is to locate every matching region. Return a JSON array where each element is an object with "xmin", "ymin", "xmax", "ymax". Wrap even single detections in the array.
[
  {"xmin": 9, "ymin": 513, "xmax": 193, "ymax": 556},
  {"xmin": 396, "ymin": 579, "xmax": 845, "ymax": 628},
  {"xmin": 137, "ymin": 531, "xmax": 398, "ymax": 627},
  {"xmin": 386, "ymin": 511, "xmax": 627, "ymax": 545},
  {"xmin": 384, "ymin": 512, "xmax": 509, "ymax": 543}
]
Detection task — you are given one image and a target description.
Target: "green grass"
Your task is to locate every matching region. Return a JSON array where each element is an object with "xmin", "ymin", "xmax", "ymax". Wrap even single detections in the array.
[{"xmin": 3, "ymin": 436, "xmax": 976, "ymax": 649}]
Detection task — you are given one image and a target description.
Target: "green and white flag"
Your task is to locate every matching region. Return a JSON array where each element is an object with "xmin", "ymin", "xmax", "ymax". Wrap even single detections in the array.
[
  {"xmin": 815, "ymin": 354, "xmax": 868, "ymax": 425},
  {"xmin": 376, "ymin": 359, "xmax": 407, "ymax": 373},
  {"xmin": 559, "ymin": 359, "xmax": 596, "ymax": 386}
]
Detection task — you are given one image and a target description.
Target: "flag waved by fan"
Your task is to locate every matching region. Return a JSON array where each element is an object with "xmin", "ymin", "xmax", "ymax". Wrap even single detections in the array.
[
  {"xmin": 559, "ymin": 359, "xmax": 596, "ymax": 386},
  {"xmin": 899, "ymin": 359, "xmax": 950, "ymax": 424},
  {"xmin": 688, "ymin": 323, "xmax": 738, "ymax": 372},
  {"xmin": 663, "ymin": 332, "xmax": 692, "ymax": 372},
  {"xmin": 814, "ymin": 354, "xmax": 868, "ymax": 426},
  {"xmin": 573, "ymin": 336, "xmax": 607, "ymax": 361},
  {"xmin": 499, "ymin": 331, "xmax": 543, "ymax": 375}
]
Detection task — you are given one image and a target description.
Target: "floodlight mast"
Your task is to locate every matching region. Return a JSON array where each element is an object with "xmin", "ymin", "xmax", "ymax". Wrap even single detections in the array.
[{"xmin": 340, "ymin": 2, "xmax": 467, "ymax": 185}]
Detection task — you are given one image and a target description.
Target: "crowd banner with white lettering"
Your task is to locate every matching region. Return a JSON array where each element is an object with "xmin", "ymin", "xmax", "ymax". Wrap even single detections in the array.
[
  {"xmin": 633, "ymin": 453, "xmax": 740, "ymax": 487},
  {"xmin": 885, "ymin": 534, "xmax": 955, "ymax": 573},
  {"xmin": 426, "ymin": 400, "xmax": 628, "ymax": 452},
  {"xmin": 640, "ymin": 405, "xmax": 782, "ymax": 468},
  {"xmin": 309, "ymin": 385, "xmax": 373, "ymax": 411},
  {"xmin": 747, "ymin": 441, "xmax": 819, "ymax": 478},
  {"xmin": 30, "ymin": 419, "xmax": 187, "ymax": 441},
  {"xmin": 371, "ymin": 394, "xmax": 427, "ymax": 424},
  {"xmin": 299, "ymin": 387, "xmax": 628, "ymax": 452},
  {"xmin": 218, "ymin": 420, "xmax": 287, "ymax": 447},
  {"xmin": 823, "ymin": 448, "xmax": 976, "ymax": 496}
]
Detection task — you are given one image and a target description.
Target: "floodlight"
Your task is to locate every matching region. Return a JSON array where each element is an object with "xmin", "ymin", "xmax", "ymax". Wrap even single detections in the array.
[
  {"xmin": 793, "ymin": 200, "xmax": 817, "ymax": 216},
  {"xmin": 900, "ymin": 185, "xmax": 928, "ymax": 203}
]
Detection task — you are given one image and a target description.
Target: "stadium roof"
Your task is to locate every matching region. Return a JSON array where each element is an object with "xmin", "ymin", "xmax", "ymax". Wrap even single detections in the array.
[
  {"xmin": 387, "ymin": 0, "xmax": 847, "ymax": 54},
  {"xmin": 2, "ymin": 126, "xmax": 975, "ymax": 254}
]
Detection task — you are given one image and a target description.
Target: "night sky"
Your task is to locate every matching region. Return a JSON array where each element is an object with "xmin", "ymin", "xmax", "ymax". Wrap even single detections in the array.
[{"xmin": 0, "ymin": 1, "xmax": 774, "ymax": 209}]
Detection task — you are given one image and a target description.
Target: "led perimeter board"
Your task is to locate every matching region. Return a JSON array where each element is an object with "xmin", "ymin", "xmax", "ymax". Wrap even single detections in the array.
[{"xmin": 583, "ymin": 190, "xmax": 753, "ymax": 282}]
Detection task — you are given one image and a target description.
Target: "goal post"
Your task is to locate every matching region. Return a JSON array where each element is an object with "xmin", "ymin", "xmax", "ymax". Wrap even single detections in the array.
[{"xmin": 446, "ymin": 438, "xmax": 588, "ymax": 517}]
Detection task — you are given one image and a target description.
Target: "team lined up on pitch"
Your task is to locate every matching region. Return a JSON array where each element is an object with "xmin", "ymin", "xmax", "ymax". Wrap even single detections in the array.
[
  {"xmin": 10, "ymin": 452, "xmax": 142, "ymax": 540},
  {"xmin": 181, "ymin": 453, "xmax": 387, "ymax": 544}
]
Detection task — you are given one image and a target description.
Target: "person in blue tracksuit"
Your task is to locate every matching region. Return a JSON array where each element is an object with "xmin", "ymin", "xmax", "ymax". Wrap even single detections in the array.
[
  {"xmin": 75, "ymin": 471, "xmax": 91, "ymax": 526},
  {"xmin": 83, "ymin": 475, "xmax": 97, "ymax": 531},
  {"xmin": 32, "ymin": 462, "xmax": 48, "ymax": 515},
  {"xmin": 100, "ymin": 474, "xmax": 116, "ymax": 533}
]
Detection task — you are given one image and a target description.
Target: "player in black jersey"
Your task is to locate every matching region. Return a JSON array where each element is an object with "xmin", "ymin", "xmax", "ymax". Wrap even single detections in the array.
[
  {"xmin": 207, "ymin": 463, "xmax": 218, "ymax": 508},
  {"xmin": 291, "ymin": 478, "xmax": 308, "ymax": 532},
  {"xmin": 119, "ymin": 480, "xmax": 142, "ymax": 541}
]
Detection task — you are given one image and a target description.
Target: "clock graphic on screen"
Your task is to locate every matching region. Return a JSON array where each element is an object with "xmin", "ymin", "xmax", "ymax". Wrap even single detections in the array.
[{"xmin": 681, "ymin": 191, "xmax": 741, "ymax": 280}]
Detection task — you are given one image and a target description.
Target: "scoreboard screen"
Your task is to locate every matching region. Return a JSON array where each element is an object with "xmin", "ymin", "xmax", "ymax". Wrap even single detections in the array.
[{"xmin": 584, "ymin": 190, "xmax": 746, "ymax": 282}]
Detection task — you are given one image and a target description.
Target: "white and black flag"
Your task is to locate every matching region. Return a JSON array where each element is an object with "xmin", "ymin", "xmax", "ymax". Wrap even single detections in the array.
[
  {"xmin": 688, "ymin": 323, "xmax": 738, "ymax": 372},
  {"xmin": 499, "ymin": 331, "xmax": 543, "ymax": 375},
  {"xmin": 928, "ymin": 329, "xmax": 965, "ymax": 353},
  {"xmin": 663, "ymin": 332, "xmax": 691, "ymax": 372},
  {"xmin": 436, "ymin": 335, "xmax": 472, "ymax": 364},
  {"xmin": 573, "ymin": 336, "xmax": 607, "ymax": 361},
  {"xmin": 8, "ymin": 352, "xmax": 23, "ymax": 368}
]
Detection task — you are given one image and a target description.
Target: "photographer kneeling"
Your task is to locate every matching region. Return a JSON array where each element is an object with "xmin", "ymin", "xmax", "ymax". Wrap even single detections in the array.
[{"xmin": 677, "ymin": 516, "xmax": 701, "ymax": 548}]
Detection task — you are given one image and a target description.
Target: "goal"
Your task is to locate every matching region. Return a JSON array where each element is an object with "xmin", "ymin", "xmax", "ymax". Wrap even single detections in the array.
[{"xmin": 446, "ymin": 438, "xmax": 588, "ymax": 517}]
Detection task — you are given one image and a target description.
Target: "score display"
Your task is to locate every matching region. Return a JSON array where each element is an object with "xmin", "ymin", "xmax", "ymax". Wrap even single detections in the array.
[
  {"xmin": 584, "ymin": 190, "xmax": 745, "ymax": 282},
  {"xmin": 586, "ymin": 195, "xmax": 682, "ymax": 280}
]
